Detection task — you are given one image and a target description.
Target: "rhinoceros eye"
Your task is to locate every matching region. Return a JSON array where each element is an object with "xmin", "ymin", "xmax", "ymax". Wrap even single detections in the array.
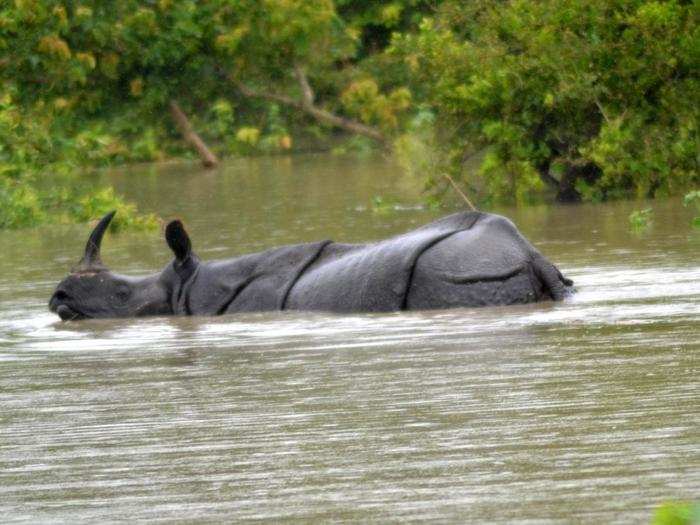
[{"xmin": 115, "ymin": 284, "xmax": 131, "ymax": 302}]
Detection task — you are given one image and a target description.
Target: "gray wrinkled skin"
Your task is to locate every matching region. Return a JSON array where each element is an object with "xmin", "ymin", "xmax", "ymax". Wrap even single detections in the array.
[{"xmin": 49, "ymin": 211, "xmax": 573, "ymax": 321}]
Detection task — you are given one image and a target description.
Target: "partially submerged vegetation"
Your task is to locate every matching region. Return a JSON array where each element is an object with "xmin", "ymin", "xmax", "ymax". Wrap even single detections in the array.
[
  {"xmin": 1, "ymin": 0, "xmax": 698, "ymax": 228},
  {"xmin": 683, "ymin": 190, "xmax": 700, "ymax": 228},
  {"xmin": 652, "ymin": 501, "xmax": 700, "ymax": 525},
  {"xmin": 0, "ymin": 90, "xmax": 157, "ymax": 229},
  {"xmin": 629, "ymin": 207, "xmax": 653, "ymax": 232}
]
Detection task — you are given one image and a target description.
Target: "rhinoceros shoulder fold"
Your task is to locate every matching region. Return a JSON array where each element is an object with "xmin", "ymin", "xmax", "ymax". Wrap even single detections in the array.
[{"xmin": 180, "ymin": 241, "xmax": 330, "ymax": 315}]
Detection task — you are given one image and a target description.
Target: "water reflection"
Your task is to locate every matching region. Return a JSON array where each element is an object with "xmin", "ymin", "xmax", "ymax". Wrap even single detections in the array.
[{"xmin": 0, "ymin": 155, "xmax": 698, "ymax": 522}]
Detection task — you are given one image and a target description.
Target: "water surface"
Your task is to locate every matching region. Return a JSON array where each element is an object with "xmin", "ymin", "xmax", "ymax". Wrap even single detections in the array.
[{"xmin": 1, "ymin": 155, "xmax": 698, "ymax": 523}]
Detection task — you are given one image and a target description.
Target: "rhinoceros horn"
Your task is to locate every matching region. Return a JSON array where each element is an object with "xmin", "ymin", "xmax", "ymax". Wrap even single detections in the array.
[{"xmin": 75, "ymin": 210, "xmax": 116, "ymax": 272}]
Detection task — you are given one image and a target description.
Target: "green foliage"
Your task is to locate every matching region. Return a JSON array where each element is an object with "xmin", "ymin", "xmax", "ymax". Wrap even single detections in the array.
[
  {"xmin": 683, "ymin": 190, "xmax": 700, "ymax": 228},
  {"xmin": 652, "ymin": 501, "xmax": 700, "ymax": 525},
  {"xmin": 331, "ymin": 135, "xmax": 376, "ymax": 156},
  {"xmin": 629, "ymin": 207, "xmax": 653, "ymax": 231},
  {"xmin": 341, "ymin": 79, "xmax": 411, "ymax": 132},
  {"xmin": 0, "ymin": 179, "xmax": 44, "ymax": 229},
  {"xmin": 0, "ymin": 86, "xmax": 155, "ymax": 229},
  {"xmin": 683, "ymin": 191, "xmax": 700, "ymax": 208},
  {"xmin": 393, "ymin": 107, "xmax": 444, "ymax": 190},
  {"xmin": 390, "ymin": 0, "xmax": 699, "ymax": 204},
  {"xmin": 71, "ymin": 188, "xmax": 159, "ymax": 232},
  {"xmin": 1, "ymin": 0, "xmax": 698, "ymax": 228}
]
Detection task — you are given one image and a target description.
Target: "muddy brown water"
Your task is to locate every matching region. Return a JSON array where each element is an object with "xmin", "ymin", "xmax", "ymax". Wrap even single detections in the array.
[{"xmin": 1, "ymin": 154, "xmax": 698, "ymax": 523}]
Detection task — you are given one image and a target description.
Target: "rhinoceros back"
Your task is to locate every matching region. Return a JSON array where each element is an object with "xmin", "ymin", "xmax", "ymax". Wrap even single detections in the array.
[
  {"xmin": 285, "ymin": 212, "xmax": 483, "ymax": 312},
  {"xmin": 176, "ymin": 241, "xmax": 329, "ymax": 315},
  {"xmin": 405, "ymin": 213, "xmax": 548, "ymax": 308},
  {"xmin": 180, "ymin": 211, "xmax": 570, "ymax": 315}
]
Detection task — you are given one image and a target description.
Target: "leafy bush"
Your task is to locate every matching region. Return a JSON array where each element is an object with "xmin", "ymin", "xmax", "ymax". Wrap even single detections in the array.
[
  {"xmin": 390, "ymin": 0, "xmax": 699, "ymax": 204},
  {"xmin": 70, "ymin": 188, "xmax": 159, "ymax": 232},
  {"xmin": 0, "ymin": 87, "xmax": 155, "ymax": 229},
  {"xmin": 0, "ymin": 180, "xmax": 44, "ymax": 229}
]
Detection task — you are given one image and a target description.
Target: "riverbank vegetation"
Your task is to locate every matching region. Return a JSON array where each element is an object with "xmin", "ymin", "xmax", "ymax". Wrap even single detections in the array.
[{"xmin": 1, "ymin": 0, "xmax": 698, "ymax": 228}]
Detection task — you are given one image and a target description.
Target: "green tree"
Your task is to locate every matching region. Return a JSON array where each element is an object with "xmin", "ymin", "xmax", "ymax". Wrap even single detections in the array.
[
  {"xmin": 390, "ymin": 0, "xmax": 699, "ymax": 203},
  {"xmin": 1, "ymin": 0, "xmax": 698, "ymax": 228}
]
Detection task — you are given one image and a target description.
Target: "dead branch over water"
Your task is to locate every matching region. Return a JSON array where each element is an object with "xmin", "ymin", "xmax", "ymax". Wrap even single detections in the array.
[
  {"xmin": 169, "ymin": 101, "xmax": 219, "ymax": 168},
  {"xmin": 232, "ymin": 67, "xmax": 387, "ymax": 146}
]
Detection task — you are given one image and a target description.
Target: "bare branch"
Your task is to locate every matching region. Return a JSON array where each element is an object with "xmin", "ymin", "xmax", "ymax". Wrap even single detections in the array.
[
  {"xmin": 232, "ymin": 75, "xmax": 387, "ymax": 145},
  {"xmin": 594, "ymin": 98, "xmax": 610, "ymax": 125},
  {"xmin": 293, "ymin": 64, "xmax": 315, "ymax": 107},
  {"xmin": 443, "ymin": 174, "xmax": 477, "ymax": 211},
  {"xmin": 169, "ymin": 100, "xmax": 219, "ymax": 168}
]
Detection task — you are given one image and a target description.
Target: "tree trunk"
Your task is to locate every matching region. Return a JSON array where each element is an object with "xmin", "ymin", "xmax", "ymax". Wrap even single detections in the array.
[
  {"xmin": 169, "ymin": 100, "xmax": 219, "ymax": 168},
  {"xmin": 556, "ymin": 168, "xmax": 582, "ymax": 203},
  {"xmin": 556, "ymin": 161, "xmax": 603, "ymax": 202}
]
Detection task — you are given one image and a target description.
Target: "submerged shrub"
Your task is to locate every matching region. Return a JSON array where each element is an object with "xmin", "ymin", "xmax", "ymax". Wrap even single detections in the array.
[
  {"xmin": 71, "ymin": 188, "xmax": 159, "ymax": 232},
  {"xmin": 652, "ymin": 501, "xmax": 700, "ymax": 525},
  {"xmin": 628, "ymin": 207, "xmax": 653, "ymax": 232}
]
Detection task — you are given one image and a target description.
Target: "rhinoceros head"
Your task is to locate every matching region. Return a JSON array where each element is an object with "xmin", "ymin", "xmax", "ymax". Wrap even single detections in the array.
[{"xmin": 49, "ymin": 211, "xmax": 196, "ymax": 321}]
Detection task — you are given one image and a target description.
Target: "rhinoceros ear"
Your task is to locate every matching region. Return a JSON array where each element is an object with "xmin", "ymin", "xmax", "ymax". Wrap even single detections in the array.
[{"xmin": 165, "ymin": 220, "xmax": 192, "ymax": 262}]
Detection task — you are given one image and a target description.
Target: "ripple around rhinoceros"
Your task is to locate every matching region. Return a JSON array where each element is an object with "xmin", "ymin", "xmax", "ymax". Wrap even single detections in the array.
[{"xmin": 3, "ymin": 262, "xmax": 696, "ymax": 354}]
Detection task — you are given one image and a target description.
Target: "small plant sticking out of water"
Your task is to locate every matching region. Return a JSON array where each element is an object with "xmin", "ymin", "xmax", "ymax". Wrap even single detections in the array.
[
  {"xmin": 683, "ymin": 190, "xmax": 700, "ymax": 228},
  {"xmin": 371, "ymin": 195, "xmax": 397, "ymax": 214},
  {"xmin": 629, "ymin": 208, "xmax": 653, "ymax": 232},
  {"xmin": 651, "ymin": 500, "xmax": 700, "ymax": 525}
]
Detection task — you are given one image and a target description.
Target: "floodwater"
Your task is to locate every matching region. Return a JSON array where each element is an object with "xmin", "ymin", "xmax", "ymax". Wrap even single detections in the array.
[{"xmin": 1, "ymin": 154, "xmax": 698, "ymax": 523}]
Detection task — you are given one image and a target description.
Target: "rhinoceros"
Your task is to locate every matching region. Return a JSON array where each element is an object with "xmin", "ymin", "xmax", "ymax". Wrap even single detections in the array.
[{"xmin": 49, "ymin": 210, "xmax": 573, "ymax": 321}]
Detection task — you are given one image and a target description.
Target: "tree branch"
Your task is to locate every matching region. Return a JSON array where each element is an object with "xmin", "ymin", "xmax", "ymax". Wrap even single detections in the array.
[
  {"xmin": 535, "ymin": 159, "xmax": 559, "ymax": 189},
  {"xmin": 293, "ymin": 64, "xmax": 315, "ymax": 108},
  {"xmin": 594, "ymin": 98, "xmax": 610, "ymax": 125},
  {"xmin": 443, "ymin": 173, "xmax": 477, "ymax": 211},
  {"xmin": 169, "ymin": 100, "xmax": 219, "ymax": 168},
  {"xmin": 232, "ymin": 74, "xmax": 387, "ymax": 145}
]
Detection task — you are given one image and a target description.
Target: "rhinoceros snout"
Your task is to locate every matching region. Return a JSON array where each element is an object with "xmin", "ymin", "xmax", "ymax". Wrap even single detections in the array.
[
  {"xmin": 49, "ymin": 290, "xmax": 69, "ymax": 311},
  {"xmin": 49, "ymin": 289, "xmax": 90, "ymax": 321}
]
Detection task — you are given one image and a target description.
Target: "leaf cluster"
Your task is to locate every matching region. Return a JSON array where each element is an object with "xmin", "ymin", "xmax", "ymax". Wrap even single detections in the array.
[{"xmin": 390, "ymin": 0, "xmax": 699, "ymax": 204}]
